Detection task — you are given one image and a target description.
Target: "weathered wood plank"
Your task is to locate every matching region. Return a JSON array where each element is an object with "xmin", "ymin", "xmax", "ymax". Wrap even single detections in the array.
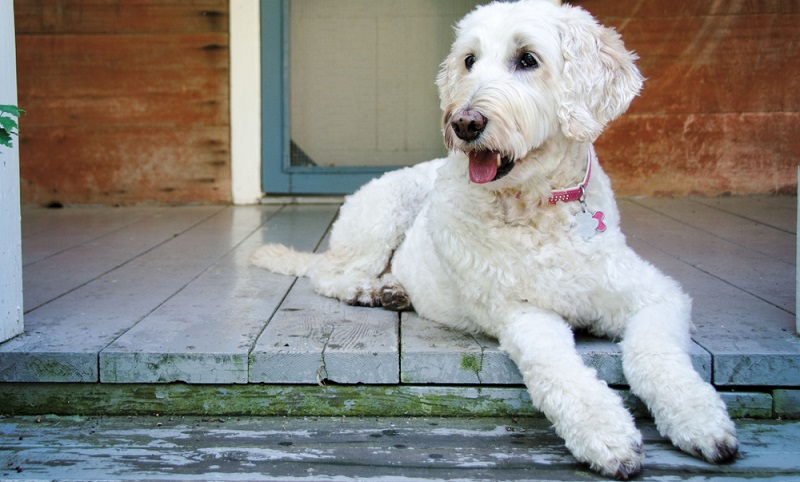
[
  {"xmin": 634, "ymin": 197, "xmax": 795, "ymax": 265},
  {"xmin": 100, "ymin": 205, "xmax": 338, "ymax": 384},
  {"xmin": 21, "ymin": 207, "xmax": 165, "ymax": 264},
  {"xmin": 0, "ymin": 207, "xmax": 269, "ymax": 382},
  {"xmin": 585, "ymin": 1, "xmax": 800, "ymax": 19},
  {"xmin": 585, "ymin": 0, "xmax": 800, "ymax": 198},
  {"xmin": 15, "ymin": 0, "xmax": 228, "ymax": 35},
  {"xmin": 0, "ymin": 382, "xmax": 771, "ymax": 420},
  {"xmin": 620, "ymin": 200, "xmax": 794, "ymax": 313},
  {"xmin": 598, "ymin": 113, "xmax": 799, "ymax": 197},
  {"xmin": 620, "ymin": 205, "xmax": 800, "ymax": 386},
  {"xmin": 0, "ymin": 416, "xmax": 798, "ymax": 481},
  {"xmin": 20, "ymin": 126, "xmax": 231, "ymax": 205},
  {"xmin": 250, "ymin": 278, "xmax": 400, "ymax": 385},
  {"xmin": 16, "ymin": 34, "xmax": 228, "ymax": 127},
  {"xmin": 401, "ymin": 312, "xmax": 711, "ymax": 385},
  {"xmin": 23, "ymin": 206, "xmax": 220, "ymax": 312},
  {"xmin": 16, "ymin": 17, "xmax": 230, "ymax": 205},
  {"xmin": 614, "ymin": 15, "xmax": 800, "ymax": 115},
  {"xmin": 693, "ymin": 196, "xmax": 797, "ymax": 234},
  {"xmin": 401, "ymin": 312, "xmax": 510, "ymax": 384}
]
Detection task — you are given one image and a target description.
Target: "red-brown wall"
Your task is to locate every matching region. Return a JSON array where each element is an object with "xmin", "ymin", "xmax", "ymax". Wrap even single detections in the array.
[
  {"xmin": 15, "ymin": 0, "xmax": 230, "ymax": 205},
  {"xmin": 13, "ymin": 1, "xmax": 799, "ymax": 204},
  {"xmin": 582, "ymin": 0, "xmax": 799, "ymax": 196}
]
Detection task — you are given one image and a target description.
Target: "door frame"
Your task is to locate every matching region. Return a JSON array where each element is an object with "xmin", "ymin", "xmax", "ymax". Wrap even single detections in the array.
[{"xmin": 260, "ymin": 0, "xmax": 398, "ymax": 195}]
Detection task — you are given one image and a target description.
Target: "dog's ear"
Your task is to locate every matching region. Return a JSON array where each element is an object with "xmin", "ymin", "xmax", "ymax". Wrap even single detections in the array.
[{"xmin": 557, "ymin": 6, "xmax": 643, "ymax": 142}]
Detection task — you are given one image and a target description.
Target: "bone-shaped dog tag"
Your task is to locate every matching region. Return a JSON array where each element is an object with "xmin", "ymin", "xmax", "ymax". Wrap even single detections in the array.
[{"xmin": 573, "ymin": 210, "xmax": 606, "ymax": 238}]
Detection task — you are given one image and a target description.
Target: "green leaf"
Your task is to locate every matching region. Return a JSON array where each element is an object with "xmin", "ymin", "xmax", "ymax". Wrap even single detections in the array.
[
  {"xmin": 0, "ymin": 116, "xmax": 18, "ymax": 132},
  {"xmin": 0, "ymin": 105, "xmax": 24, "ymax": 117},
  {"xmin": 0, "ymin": 130, "xmax": 13, "ymax": 149}
]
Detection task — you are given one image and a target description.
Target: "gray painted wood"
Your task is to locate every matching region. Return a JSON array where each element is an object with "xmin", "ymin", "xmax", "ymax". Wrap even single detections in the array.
[
  {"xmin": 4, "ymin": 198, "xmax": 797, "ymax": 394},
  {"xmin": 623, "ymin": 225, "xmax": 800, "ymax": 387},
  {"xmin": 100, "ymin": 205, "xmax": 339, "ymax": 384},
  {"xmin": 0, "ymin": 415, "xmax": 798, "ymax": 481},
  {"xmin": 21, "ymin": 207, "xmax": 165, "ymax": 265},
  {"xmin": 22, "ymin": 206, "xmax": 220, "ymax": 312},
  {"xmin": 250, "ymin": 277, "xmax": 400, "ymax": 384},
  {"xmin": 620, "ymin": 200, "xmax": 794, "ymax": 314},
  {"xmin": 694, "ymin": 195, "xmax": 796, "ymax": 234},
  {"xmin": 635, "ymin": 197, "xmax": 795, "ymax": 265},
  {"xmin": 401, "ymin": 312, "xmax": 711, "ymax": 385},
  {"xmin": 0, "ymin": 207, "xmax": 272, "ymax": 382}
]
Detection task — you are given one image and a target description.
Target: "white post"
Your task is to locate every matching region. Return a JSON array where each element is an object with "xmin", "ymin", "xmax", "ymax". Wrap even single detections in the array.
[
  {"xmin": 230, "ymin": 0, "xmax": 263, "ymax": 204},
  {"xmin": 0, "ymin": 2, "xmax": 24, "ymax": 343}
]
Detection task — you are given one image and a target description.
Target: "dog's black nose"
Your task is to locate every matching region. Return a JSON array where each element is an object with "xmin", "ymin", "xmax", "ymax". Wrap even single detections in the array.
[{"xmin": 451, "ymin": 110, "xmax": 486, "ymax": 142}]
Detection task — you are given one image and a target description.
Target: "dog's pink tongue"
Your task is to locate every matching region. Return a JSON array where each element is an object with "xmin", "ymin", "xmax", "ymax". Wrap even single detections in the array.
[{"xmin": 468, "ymin": 151, "xmax": 498, "ymax": 184}]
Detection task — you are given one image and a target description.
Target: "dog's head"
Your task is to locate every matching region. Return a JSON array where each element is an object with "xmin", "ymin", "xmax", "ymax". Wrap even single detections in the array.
[{"xmin": 437, "ymin": 0, "xmax": 643, "ymax": 186}]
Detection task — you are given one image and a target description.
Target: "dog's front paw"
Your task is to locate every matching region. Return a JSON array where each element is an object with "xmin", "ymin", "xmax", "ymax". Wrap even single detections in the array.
[
  {"xmin": 671, "ymin": 418, "xmax": 738, "ymax": 464},
  {"xmin": 654, "ymin": 386, "xmax": 739, "ymax": 464},
  {"xmin": 575, "ymin": 431, "xmax": 643, "ymax": 480}
]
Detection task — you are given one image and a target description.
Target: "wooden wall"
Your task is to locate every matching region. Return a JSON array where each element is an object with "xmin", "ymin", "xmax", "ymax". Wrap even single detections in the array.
[
  {"xmin": 581, "ymin": 0, "xmax": 799, "ymax": 196},
  {"xmin": 13, "ymin": 1, "xmax": 799, "ymax": 203},
  {"xmin": 15, "ymin": 0, "xmax": 230, "ymax": 205}
]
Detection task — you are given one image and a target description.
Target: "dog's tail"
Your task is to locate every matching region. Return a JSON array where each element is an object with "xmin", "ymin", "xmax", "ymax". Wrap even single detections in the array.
[{"xmin": 250, "ymin": 244, "xmax": 320, "ymax": 277}]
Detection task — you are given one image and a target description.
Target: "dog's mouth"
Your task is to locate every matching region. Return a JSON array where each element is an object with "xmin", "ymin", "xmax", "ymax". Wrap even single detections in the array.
[{"xmin": 467, "ymin": 150, "xmax": 515, "ymax": 184}]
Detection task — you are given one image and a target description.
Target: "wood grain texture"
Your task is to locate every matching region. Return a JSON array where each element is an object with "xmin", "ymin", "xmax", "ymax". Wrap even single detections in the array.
[
  {"xmin": 250, "ymin": 278, "xmax": 400, "ymax": 385},
  {"xmin": 621, "ymin": 200, "xmax": 795, "ymax": 314},
  {"xmin": 14, "ymin": 0, "xmax": 230, "ymax": 205},
  {"xmin": 100, "ymin": 205, "xmax": 337, "ymax": 384},
  {"xmin": 22, "ymin": 207, "xmax": 217, "ymax": 312},
  {"xmin": 19, "ymin": 126, "xmax": 230, "ymax": 205},
  {"xmin": 21, "ymin": 206, "xmax": 165, "ymax": 264},
  {"xmin": 634, "ymin": 197, "xmax": 796, "ymax": 265},
  {"xmin": 401, "ymin": 312, "xmax": 711, "ymax": 386},
  {"xmin": 0, "ymin": 382, "xmax": 772, "ymax": 420},
  {"xmin": 1, "ymin": 416, "xmax": 798, "ymax": 480},
  {"xmin": 598, "ymin": 113, "xmax": 800, "ymax": 197},
  {"xmin": 694, "ymin": 195, "xmax": 797, "ymax": 234},
  {"xmin": 581, "ymin": 1, "xmax": 800, "ymax": 196},
  {"xmin": 4, "ymin": 200, "xmax": 797, "ymax": 409},
  {"xmin": 620, "ymin": 201, "xmax": 800, "ymax": 387},
  {"xmin": 15, "ymin": 0, "xmax": 228, "ymax": 34},
  {"xmin": 0, "ymin": 206, "xmax": 259, "ymax": 382}
]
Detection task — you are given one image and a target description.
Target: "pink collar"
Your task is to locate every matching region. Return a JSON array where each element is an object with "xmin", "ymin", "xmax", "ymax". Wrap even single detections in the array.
[{"xmin": 547, "ymin": 150, "xmax": 593, "ymax": 205}]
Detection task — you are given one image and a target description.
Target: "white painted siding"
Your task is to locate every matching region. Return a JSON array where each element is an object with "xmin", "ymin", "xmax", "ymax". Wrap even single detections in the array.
[{"xmin": 0, "ymin": 1, "xmax": 24, "ymax": 342}]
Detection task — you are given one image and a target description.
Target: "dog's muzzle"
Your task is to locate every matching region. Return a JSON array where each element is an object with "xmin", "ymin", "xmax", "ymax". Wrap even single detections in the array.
[{"xmin": 447, "ymin": 109, "xmax": 515, "ymax": 184}]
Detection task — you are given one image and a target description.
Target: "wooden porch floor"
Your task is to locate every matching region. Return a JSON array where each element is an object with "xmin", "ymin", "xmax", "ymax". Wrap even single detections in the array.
[
  {"xmin": 1, "ymin": 196, "xmax": 799, "ymax": 480},
  {"xmin": 0, "ymin": 197, "xmax": 797, "ymax": 418}
]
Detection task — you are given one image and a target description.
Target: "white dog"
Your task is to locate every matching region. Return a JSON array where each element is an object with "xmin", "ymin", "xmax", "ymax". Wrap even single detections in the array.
[{"xmin": 252, "ymin": 0, "xmax": 738, "ymax": 478}]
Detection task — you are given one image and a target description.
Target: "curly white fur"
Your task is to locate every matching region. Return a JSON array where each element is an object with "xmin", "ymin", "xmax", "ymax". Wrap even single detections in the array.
[{"xmin": 251, "ymin": 1, "xmax": 738, "ymax": 478}]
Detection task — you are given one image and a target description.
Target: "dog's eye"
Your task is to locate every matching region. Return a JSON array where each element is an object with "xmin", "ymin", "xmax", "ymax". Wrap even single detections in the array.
[
  {"xmin": 516, "ymin": 52, "xmax": 539, "ymax": 71},
  {"xmin": 465, "ymin": 54, "xmax": 476, "ymax": 71}
]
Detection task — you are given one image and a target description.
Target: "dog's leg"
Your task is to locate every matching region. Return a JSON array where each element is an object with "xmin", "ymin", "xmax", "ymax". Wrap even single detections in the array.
[
  {"xmin": 309, "ymin": 160, "xmax": 443, "ymax": 307},
  {"xmin": 499, "ymin": 309, "xmax": 643, "ymax": 479},
  {"xmin": 620, "ymin": 290, "xmax": 739, "ymax": 464}
]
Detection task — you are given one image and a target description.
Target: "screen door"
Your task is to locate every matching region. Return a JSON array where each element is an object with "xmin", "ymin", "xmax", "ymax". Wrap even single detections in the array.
[{"xmin": 262, "ymin": 0, "xmax": 481, "ymax": 194}]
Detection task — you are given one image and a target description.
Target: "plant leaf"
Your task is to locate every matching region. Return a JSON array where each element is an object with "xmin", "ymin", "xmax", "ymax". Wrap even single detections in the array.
[
  {"xmin": 0, "ymin": 130, "xmax": 13, "ymax": 148},
  {"xmin": 0, "ymin": 105, "xmax": 24, "ymax": 117},
  {"xmin": 0, "ymin": 116, "xmax": 18, "ymax": 132}
]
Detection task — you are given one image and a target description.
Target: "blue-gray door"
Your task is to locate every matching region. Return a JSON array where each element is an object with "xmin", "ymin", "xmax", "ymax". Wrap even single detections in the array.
[{"xmin": 261, "ymin": 0, "xmax": 479, "ymax": 195}]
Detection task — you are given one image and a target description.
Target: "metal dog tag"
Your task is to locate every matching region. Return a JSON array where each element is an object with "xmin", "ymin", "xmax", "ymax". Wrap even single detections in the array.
[{"xmin": 573, "ymin": 209, "xmax": 606, "ymax": 238}]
